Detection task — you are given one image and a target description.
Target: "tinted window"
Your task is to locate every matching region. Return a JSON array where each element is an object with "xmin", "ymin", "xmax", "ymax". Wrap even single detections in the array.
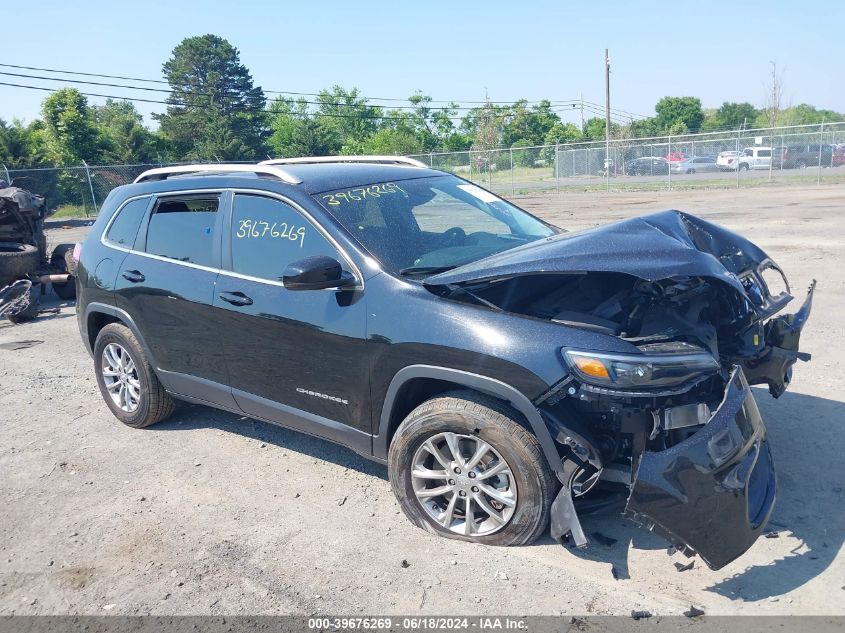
[
  {"xmin": 105, "ymin": 197, "xmax": 149, "ymax": 247},
  {"xmin": 758, "ymin": 150, "xmax": 771, "ymax": 157},
  {"xmin": 231, "ymin": 194, "xmax": 339, "ymax": 282},
  {"xmin": 145, "ymin": 197, "xmax": 219, "ymax": 267}
]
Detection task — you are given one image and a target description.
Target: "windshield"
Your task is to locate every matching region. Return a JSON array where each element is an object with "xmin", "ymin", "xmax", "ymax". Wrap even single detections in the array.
[{"xmin": 314, "ymin": 175, "xmax": 555, "ymax": 276}]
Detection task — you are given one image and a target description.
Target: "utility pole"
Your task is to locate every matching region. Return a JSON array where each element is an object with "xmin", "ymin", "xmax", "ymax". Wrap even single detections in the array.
[
  {"xmin": 579, "ymin": 92, "xmax": 585, "ymax": 131},
  {"xmin": 605, "ymin": 49, "xmax": 611, "ymax": 189}
]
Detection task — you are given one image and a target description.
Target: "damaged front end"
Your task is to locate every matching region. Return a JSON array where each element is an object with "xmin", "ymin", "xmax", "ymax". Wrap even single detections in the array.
[{"xmin": 426, "ymin": 210, "xmax": 815, "ymax": 569}]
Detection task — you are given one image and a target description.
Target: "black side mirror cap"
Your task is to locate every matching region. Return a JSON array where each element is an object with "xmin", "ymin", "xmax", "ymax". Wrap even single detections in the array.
[{"xmin": 282, "ymin": 255, "xmax": 355, "ymax": 291}]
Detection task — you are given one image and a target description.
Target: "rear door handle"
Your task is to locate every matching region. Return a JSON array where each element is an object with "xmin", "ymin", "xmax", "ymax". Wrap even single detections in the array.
[
  {"xmin": 122, "ymin": 270, "xmax": 145, "ymax": 283},
  {"xmin": 219, "ymin": 291, "xmax": 253, "ymax": 307}
]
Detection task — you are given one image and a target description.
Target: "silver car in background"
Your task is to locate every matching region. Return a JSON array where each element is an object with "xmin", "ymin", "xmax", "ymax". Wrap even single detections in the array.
[{"xmin": 670, "ymin": 156, "xmax": 719, "ymax": 174}]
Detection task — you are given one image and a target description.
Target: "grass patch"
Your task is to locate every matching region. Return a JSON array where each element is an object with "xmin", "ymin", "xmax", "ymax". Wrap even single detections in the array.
[{"xmin": 50, "ymin": 204, "xmax": 91, "ymax": 219}]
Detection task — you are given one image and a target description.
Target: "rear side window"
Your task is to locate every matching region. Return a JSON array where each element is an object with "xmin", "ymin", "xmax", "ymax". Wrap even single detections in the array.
[
  {"xmin": 758, "ymin": 150, "xmax": 771, "ymax": 157},
  {"xmin": 145, "ymin": 196, "xmax": 219, "ymax": 267},
  {"xmin": 104, "ymin": 197, "xmax": 149, "ymax": 247}
]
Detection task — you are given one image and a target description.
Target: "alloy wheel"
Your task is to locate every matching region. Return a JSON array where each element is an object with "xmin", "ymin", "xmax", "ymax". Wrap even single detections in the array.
[
  {"xmin": 411, "ymin": 432, "xmax": 517, "ymax": 536},
  {"xmin": 101, "ymin": 343, "xmax": 141, "ymax": 412}
]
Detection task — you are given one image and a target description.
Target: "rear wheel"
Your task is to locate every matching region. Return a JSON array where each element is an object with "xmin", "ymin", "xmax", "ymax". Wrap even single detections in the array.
[
  {"xmin": 388, "ymin": 391, "xmax": 556, "ymax": 546},
  {"xmin": 93, "ymin": 323, "xmax": 175, "ymax": 428},
  {"xmin": 797, "ymin": 159, "xmax": 808, "ymax": 169},
  {"xmin": 739, "ymin": 163, "xmax": 749, "ymax": 171}
]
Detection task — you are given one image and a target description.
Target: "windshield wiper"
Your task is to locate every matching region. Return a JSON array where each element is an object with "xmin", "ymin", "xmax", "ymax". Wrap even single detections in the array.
[{"xmin": 398, "ymin": 265, "xmax": 458, "ymax": 276}]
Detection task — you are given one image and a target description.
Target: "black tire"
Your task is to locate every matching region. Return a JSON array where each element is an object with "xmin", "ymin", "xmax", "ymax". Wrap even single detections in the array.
[
  {"xmin": 388, "ymin": 391, "xmax": 556, "ymax": 547},
  {"xmin": 50, "ymin": 244, "xmax": 76, "ymax": 300},
  {"xmin": 0, "ymin": 242, "xmax": 39, "ymax": 287},
  {"xmin": 687, "ymin": 169, "xmax": 695, "ymax": 174},
  {"xmin": 739, "ymin": 163, "xmax": 749, "ymax": 172},
  {"xmin": 6, "ymin": 283, "xmax": 40, "ymax": 324},
  {"xmin": 797, "ymin": 159, "xmax": 807, "ymax": 169},
  {"xmin": 93, "ymin": 323, "xmax": 175, "ymax": 428}
]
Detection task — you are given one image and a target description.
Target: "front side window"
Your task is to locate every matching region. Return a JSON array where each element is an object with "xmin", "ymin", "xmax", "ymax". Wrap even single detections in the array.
[
  {"xmin": 314, "ymin": 176, "xmax": 555, "ymax": 275},
  {"xmin": 759, "ymin": 150, "xmax": 771, "ymax": 158},
  {"xmin": 105, "ymin": 196, "xmax": 149, "ymax": 247},
  {"xmin": 145, "ymin": 196, "xmax": 219, "ymax": 267},
  {"xmin": 230, "ymin": 194, "xmax": 340, "ymax": 282}
]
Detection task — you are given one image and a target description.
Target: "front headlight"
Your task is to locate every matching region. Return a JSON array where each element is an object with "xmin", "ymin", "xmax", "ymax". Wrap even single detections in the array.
[{"xmin": 563, "ymin": 349, "xmax": 720, "ymax": 389}]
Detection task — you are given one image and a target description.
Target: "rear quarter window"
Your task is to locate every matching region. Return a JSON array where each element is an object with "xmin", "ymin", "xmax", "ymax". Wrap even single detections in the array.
[{"xmin": 104, "ymin": 197, "xmax": 150, "ymax": 248}]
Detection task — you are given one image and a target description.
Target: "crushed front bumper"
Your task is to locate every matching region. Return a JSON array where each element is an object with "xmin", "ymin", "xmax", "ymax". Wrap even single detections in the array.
[
  {"xmin": 624, "ymin": 368, "xmax": 776, "ymax": 570},
  {"xmin": 741, "ymin": 279, "xmax": 815, "ymax": 397}
]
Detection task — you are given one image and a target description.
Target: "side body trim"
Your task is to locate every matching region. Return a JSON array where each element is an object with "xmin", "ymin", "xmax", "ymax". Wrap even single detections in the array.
[{"xmin": 232, "ymin": 388, "xmax": 374, "ymax": 458}]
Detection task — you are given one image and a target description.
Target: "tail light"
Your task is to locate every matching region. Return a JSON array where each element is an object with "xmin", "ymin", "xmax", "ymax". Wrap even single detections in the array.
[{"xmin": 72, "ymin": 242, "xmax": 82, "ymax": 264}]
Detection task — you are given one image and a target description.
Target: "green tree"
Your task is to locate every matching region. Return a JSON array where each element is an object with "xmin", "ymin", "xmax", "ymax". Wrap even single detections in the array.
[
  {"xmin": 654, "ymin": 96, "xmax": 704, "ymax": 133},
  {"xmin": 95, "ymin": 100, "xmax": 162, "ymax": 163},
  {"xmin": 543, "ymin": 122, "xmax": 582, "ymax": 145},
  {"xmin": 315, "ymin": 86, "xmax": 380, "ymax": 154},
  {"xmin": 156, "ymin": 34, "xmax": 266, "ymax": 160},
  {"xmin": 702, "ymin": 102, "xmax": 759, "ymax": 131},
  {"xmin": 501, "ymin": 99, "xmax": 561, "ymax": 147},
  {"xmin": 0, "ymin": 119, "xmax": 50, "ymax": 168},
  {"xmin": 583, "ymin": 117, "xmax": 608, "ymax": 140},
  {"xmin": 775, "ymin": 104, "xmax": 845, "ymax": 126},
  {"xmin": 360, "ymin": 128, "xmax": 422, "ymax": 155},
  {"xmin": 40, "ymin": 88, "xmax": 101, "ymax": 164},
  {"xmin": 267, "ymin": 97, "xmax": 339, "ymax": 158}
]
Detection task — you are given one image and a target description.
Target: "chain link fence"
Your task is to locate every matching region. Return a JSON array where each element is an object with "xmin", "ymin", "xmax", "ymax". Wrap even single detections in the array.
[
  {"xmin": 1, "ymin": 161, "xmax": 255, "ymax": 218},
  {"xmin": 3, "ymin": 122, "xmax": 844, "ymax": 219},
  {"xmin": 411, "ymin": 121, "xmax": 845, "ymax": 195}
]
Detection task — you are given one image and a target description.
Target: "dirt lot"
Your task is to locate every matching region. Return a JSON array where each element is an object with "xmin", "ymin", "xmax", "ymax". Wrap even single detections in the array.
[{"xmin": 1, "ymin": 185, "xmax": 842, "ymax": 616}]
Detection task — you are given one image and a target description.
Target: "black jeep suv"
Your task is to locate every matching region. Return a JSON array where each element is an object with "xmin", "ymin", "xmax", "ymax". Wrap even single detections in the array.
[{"xmin": 75, "ymin": 157, "xmax": 814, "ymax": 570}]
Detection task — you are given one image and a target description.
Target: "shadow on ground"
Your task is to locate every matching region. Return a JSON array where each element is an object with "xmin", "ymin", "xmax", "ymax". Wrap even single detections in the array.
[
  {"xmin": 122, "ymin": 385, "xmax": 843, "ymax": 602},
  {"xmin": 153, "ymin": 403, "xmax": 389, "ymax": 481}
]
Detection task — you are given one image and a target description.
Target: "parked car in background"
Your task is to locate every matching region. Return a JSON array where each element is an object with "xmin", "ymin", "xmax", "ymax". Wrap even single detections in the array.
[
  {"xmin": 783, "ymin": 144, "xmax": 835, "ymax": 169},
  {"xmin": 670, "ymin": 156, "xmax": 718, "ymax": 174},
  {"xmin": 665, "ymin": 151, "xmax": 686, "ymax": 162},
  {"xmin": 738, "ymin": 147, "xmax": 778, "ymax": 171},
  {"xmin": 625, "ymin": 157, "xmax": 670, "ymax": 176},
  {"xmin": 834, "ymin": 144, "xmax": 845, "ymax": 167},
  {"xmin": 716, "ymin": 151, "xmax": 741, "ymax": 171}
]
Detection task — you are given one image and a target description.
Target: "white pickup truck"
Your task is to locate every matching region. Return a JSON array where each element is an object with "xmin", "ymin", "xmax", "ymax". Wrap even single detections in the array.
[{"xmin": 718, "ymin": 147, "xmax": 782, "ymax": 171}]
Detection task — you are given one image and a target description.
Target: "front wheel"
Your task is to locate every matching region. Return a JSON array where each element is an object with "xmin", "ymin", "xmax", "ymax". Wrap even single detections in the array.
[{"xmin": 388, "ymin": 392, "xmax": 556, "ymax": 546}]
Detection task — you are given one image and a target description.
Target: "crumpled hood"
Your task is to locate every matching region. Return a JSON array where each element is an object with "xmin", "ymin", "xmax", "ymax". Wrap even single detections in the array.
[{"xmin": 424, "ymin": 210, "xmax": 776, "ymax": 299}]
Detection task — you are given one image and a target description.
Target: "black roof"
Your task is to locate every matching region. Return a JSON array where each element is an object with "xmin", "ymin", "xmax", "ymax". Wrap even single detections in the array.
[{"xmin": 282, "ymin": 163, "xmax": 441, "ymax": 193}]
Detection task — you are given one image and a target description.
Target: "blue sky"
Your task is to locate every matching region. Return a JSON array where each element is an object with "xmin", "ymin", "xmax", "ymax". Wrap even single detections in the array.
[{"xmin": 2, "ymin": 0, "xmax": 842, "ymax": 127}]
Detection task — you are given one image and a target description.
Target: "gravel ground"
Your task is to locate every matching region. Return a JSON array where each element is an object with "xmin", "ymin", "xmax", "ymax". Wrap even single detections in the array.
[{"xmin": 0, "ymin": 185, "xmax": 842, "ymax": 616}]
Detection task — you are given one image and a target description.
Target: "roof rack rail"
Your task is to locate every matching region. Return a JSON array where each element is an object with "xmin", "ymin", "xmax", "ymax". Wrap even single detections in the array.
[
  {"xmin": 133, "ymin": 164, "xmax": 302, "ymax": 185},
  {"xmin": 259, "ymin": 155, "xmax": 428, "ymax": 168}
]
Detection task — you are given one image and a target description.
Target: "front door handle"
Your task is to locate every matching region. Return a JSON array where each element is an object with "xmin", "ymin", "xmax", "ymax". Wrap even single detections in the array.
[
  {"xmin": 122, "ymin": 269, "xmax": 145, "ymax": 283},
  {"xmin": 219, "ymin": 291, "xmax": 253, "ymax": 307}
]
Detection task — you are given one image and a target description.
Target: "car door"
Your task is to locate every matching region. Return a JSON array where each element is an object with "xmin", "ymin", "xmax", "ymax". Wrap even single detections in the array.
[
  {"xmin": 214, "ymin": 191, "xmax": 371, "ymax": 453},
  {"xmin": 112, "ymin": 191, "xmax": 236, "ymax": 409}
]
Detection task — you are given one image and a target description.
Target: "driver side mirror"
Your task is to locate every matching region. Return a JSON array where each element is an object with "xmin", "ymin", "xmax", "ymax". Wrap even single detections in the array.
[{"xmin": 282, "ymin": 255, "xmax": 355, "ymax": 291}]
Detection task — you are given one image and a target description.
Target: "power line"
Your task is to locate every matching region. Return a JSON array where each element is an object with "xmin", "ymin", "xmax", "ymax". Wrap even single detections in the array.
[
  {"xmin": 0, "ymin": 69, "xmax": 591, "ymax": 115},
  {"xmin": 0, "ymin": 62, "xmax": 586, "ymax": 108}
]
